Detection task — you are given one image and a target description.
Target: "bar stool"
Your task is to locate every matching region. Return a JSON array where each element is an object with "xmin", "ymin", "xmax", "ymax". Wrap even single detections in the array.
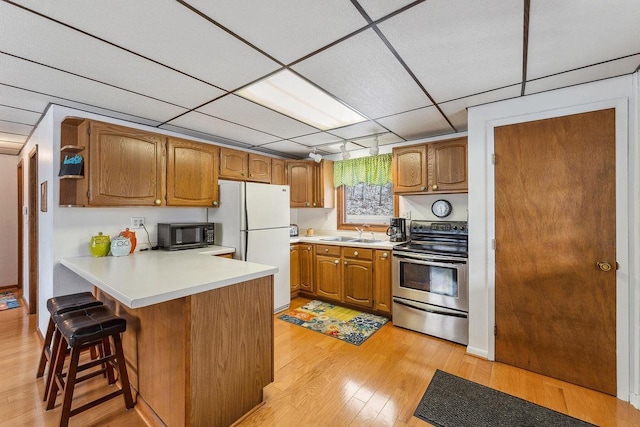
[
  {"xmin": 46, "ymin": 305, "xmax": 134, "ymax": 427},
  {"xmin": 37, "ymin": 292, "xmax": 104, "ymax": 397}
]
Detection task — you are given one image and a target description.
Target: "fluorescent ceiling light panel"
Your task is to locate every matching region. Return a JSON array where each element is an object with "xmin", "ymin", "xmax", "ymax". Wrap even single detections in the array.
[{"xmin": 237, "ymin": 70, "xmax": 366, "ymax": 130}]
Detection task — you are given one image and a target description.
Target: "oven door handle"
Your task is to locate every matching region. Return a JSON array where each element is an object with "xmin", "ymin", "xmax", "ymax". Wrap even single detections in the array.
[
  {"xmin": 393, "ymin": 298, "xmax": 468, "ymax": 318},
  {"xmin": 393, "ymin": 253, "xmax": 466, "ymax": 267}
]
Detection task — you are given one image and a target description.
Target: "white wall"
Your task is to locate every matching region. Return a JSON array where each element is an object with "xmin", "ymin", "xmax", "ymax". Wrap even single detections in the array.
[
  {"xmin": 0, "ymin": 155, "xmax": 18, "ymax": 287},
  {"xmin": 467, "ymin": 73, "xmax": 639, "ymax": 404}
]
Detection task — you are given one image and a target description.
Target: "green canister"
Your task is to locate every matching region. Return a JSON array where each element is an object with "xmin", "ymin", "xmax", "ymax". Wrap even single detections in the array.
[{"xmin": 90, "ymin": 232, "xmax": 111, "ymax": 257}]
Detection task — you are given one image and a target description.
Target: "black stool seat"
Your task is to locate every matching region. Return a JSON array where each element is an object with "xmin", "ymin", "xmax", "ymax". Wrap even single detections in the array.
[
  {"xmin": 54, "ymin": 306, "xmax": 126, "ymax": 347},
  {"xmin": 47, "ymin": 292, "xmax": 103, "ymax": 316}
]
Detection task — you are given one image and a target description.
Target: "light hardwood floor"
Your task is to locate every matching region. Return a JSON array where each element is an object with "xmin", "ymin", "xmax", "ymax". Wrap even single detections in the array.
[{"xmin": 1, "ymin": 294, "xmax": 638, "ymax": 426}]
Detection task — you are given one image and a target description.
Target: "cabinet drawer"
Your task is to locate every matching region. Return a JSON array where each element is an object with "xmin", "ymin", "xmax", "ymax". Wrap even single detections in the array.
[
  {"xmin": 315, "ymin": 245, "xmax": 341, "ymax": 257},
  {"xmin": 343, "ymin": 247, "xmax": 373, "ymax": 260}
]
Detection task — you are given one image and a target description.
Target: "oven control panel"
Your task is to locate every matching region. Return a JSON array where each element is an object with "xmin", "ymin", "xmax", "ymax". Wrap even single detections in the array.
[{"xmin": 410, "ymin": 220, "xmax": 468, "ymax": 235}]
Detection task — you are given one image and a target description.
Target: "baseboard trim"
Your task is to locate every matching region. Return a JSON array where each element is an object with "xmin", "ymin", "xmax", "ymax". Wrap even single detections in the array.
[{"xmin": 466, "ymin": 346, "xmax": 489, "ymax": 359}]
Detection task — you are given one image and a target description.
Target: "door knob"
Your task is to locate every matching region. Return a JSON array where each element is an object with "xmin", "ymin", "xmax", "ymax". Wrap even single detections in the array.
[{"xmin": 597, "ymin": 261, "xmax": 612, "ymax": 272}]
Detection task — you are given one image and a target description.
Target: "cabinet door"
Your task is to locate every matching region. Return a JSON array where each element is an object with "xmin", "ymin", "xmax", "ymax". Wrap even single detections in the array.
[
  {"xmin": 290, "ymin": 245, "xmax": 301, "ymax": 296},
  {"xmin": 312, "ymin": 160, "xmax": 334, "ymax": 208},
  {"xmin": 428, "ymin": 137, "xmax": 468, "ymax": 193},
  {"xmin": 373, "ymin": 250, "xmax": 392, "ymax": 314},
  {"xmin": 392, "ymin": 145, "xmax": 427, "ymax": 193},
  {"xmin": 315, "ymin": 255, "xmax": 341, "ymax": 302},
  {"xmin": 166, "ymin": 138, "xmax": 219, "ymax": 207},
  {"xmin": 299, "ymin": 245, "xmax": 314, "ymax": 293},
  {"xmin": 343, "ymin": 258, "xmax": 373, "ymax": 308},
  {"xmin": 88, "ymin": 121, "xmax": 164, "ymax": 206},
  {"xmin": 287, "ymin": 161, "xmax": 313, "ymax": 207},
  {"xmin": 248, "ymin": 153, "xmax": 271, "ymax": 183},
  {"xmin": 219, "ymin": 147, "xmax": 248, "ymax": 180},
  {"xmin": 271, "ymin": 159, "xmax": 286, "ymax": 185}
]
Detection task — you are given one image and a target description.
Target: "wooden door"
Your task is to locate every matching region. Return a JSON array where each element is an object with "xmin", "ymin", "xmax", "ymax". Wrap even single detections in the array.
[
  {"xmin": 248, "ymin": 153, "xmax": 271, "ymax": 183},
  {"xmin": 428, "ymin": 137, "xmax": 468, "ymax": 193},
  {"xmin": 28, "ymin": 147, "xmax": 38, "ymax": 315},
  {"xmin": 17, "ymin": 160, "xmax": 24, "ymax": 292},
  {"xmin": 373, "ymin": 250, "xmax": 392, "ymax": 314},
  {"xmin": 271, "ymin": 159, "xmax": 286, "ymax": 185},
  {"xmin": 299, "ymin": 245, "xmax": 314, "ymax": 293},
  {"xmin": 315, "ymin": 255, "xmax": 341, "ymax": 302},
  {"xmin": 287, "ymin": 161, "xmax": 312, "ymax": 207},
  {"xmin": 494, "ymin": 109, "xmax": 616, "ymax": 395},
  {"xmin": 343, "ymin": 259, "xmax": 373, "ymax": 308},
  {"xmin": 89, "ymin": 121, "xmax": 164, "ymax": 206},
  {"xmin": 166, "ymin": 138, "xmax": 219, "ymax": 207},
  {"xmin": 392, "ymin": 144, "xmax": 427, "ymax": 193},
  {"xmin": 219, "ymin": 147, "xmax": 248, "ymax": 180},
  {"xmin": 290, "ymin": 245, "xmax": 300, "ymax": 297}
]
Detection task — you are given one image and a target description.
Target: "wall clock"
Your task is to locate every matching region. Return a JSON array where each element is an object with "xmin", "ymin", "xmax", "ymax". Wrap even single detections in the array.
[{"xmin": 431, "ymin": 199, "xmax": 452, "ymax": 218}]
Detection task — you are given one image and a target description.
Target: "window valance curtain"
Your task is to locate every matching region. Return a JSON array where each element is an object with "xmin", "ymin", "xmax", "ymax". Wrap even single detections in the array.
[{"xmin": 333, "ymin": 153, "xmax": 392, "ymax": 187}]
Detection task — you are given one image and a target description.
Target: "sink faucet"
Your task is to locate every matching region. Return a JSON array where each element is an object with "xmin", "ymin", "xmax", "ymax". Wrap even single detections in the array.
[
  {"xmin": 370, "ymin": 232, "xmax": 375, "ymax": 241},
  {"xmin": 355, "ymin": 227, "xmax": 363, "ymax": 238}
]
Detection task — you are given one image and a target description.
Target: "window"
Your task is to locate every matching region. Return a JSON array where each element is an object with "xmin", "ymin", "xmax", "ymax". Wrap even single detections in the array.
[{"xmin": 334, "ymin": 154, "xmax": 395, "ymax": 231}]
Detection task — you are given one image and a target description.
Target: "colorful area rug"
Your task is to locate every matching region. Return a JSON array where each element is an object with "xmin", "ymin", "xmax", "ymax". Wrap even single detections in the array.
[
  {"xmin": 414, "ymin": 370, "xmax": 596, "ymax": 426},
  {"xmin": 278, "ymin": 300, "xmax": 388, "ymax": 345},
  {"xmin": 0, "ymin": 291, "xmax": 20, "ymax": 311}
]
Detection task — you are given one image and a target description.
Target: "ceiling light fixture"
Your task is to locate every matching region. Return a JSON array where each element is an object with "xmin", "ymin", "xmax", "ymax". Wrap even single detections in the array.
[
  {"xmin": 308, "ymin": 148, "xmax": 322, "ymax": 163},
  {"xmin": 369, "ymin": 135, "xmax": 379, "ymax": 156},
  {"xmin": 237, "ymin": 70, "xmax": 367, "ymax": 130},
  {"xmin": 340, "ymin": 142, "xmax": 351, "ymax": 160}
]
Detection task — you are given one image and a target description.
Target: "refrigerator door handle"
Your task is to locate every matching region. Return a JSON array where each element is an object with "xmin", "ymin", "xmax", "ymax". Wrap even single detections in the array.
[{"xmin": 243, "ymin": 231, "xmax": 248, "ymax": 261}]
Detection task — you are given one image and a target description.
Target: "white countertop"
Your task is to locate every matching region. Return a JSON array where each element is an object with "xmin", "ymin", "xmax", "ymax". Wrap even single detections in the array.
[
  {"xmin": 290, "ymin": 235, "xmax": 401, "ymax": 249},
  {"xmin": 60, "ymin": 246, "xmax": 278, "ymax": 309}
]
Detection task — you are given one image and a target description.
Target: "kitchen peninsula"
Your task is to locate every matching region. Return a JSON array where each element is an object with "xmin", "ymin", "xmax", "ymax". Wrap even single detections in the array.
[{"xmin": 60, "ymin": 248, "xmax": 278, "ymax": 427}]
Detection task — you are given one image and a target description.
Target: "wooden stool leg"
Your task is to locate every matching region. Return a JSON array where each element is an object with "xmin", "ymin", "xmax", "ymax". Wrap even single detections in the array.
[
  {"xmin": 59, "ymin": 347, "xmax": 81, "ymax": 427},
  {"xmin": 46, "ymin": 331, "xmax": 67, "ymax": 410},
  {"xmin": 44, "ymin": 328, "xmax": 63, "ymax": 402},
  {"xmin": 113, "ymin": 334, "xmax": 134, "ymax": 409},
  {"xmin": 36, "ymin": 317, "xmax": 55, "ymax": 378},
  {"xmin": 102, "ymin": 337, "xmax": 116, "ymax": 384}
]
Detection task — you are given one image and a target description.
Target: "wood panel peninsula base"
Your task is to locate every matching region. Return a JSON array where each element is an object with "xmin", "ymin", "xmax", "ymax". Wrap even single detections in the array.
[{"xmin": 96, "ymin": 276, "xmax": 273, "ymax": 427}]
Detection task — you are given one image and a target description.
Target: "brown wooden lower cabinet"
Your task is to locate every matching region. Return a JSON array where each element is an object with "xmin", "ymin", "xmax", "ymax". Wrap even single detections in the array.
[
  {"xmin": 95, "ymin": 276, "xmax": 274, "ymax": 427},
  {"xmin": 295, "ymin": 243, "xmax": 391, "ymax": 316}
]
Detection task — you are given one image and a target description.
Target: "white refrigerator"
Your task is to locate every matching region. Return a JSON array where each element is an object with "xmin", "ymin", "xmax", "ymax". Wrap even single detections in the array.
[{"xmin": 207, "ymin": 180, "xmax": 291, "ymax": 313}]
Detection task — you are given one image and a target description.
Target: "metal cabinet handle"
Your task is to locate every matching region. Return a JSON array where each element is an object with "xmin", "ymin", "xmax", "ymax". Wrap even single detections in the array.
[
  {"xmin": 154, "ymin": 199, "xmax": 161, "ymax": 205},
  {"xmin": 334, "ymin": 260, "xmax": 339, "ymax": 265},
  {"xmin": 597, "ymin": 261, "xmax": 612, "ymax": 272},
  {"xmin": 305, "ymin": 202, "xmax": 310, "ymax": 207},
  {"xmin": 382, "ymin": 252, "xmax": 388, "ymax": 258},
  {"xmin": 325, "ymin": 248, "xmax": 329, "ymax": 253},
  {"xmin": 432, "ymin": 184, "xmax": 438, "ymax": 190},
  {"xmin": 212, "ymin": 200, "xmax": 218, "ymax": 206},
  {"xmin": 344, "ymin": 261, "xmax": 347, "ymax": 265},
  {"xmin": 353, "ymin": 251, "xmax": 359, "ymax": 256},
  {"xmin": 420, "ymin": 185, "xmax": 426, "ymax": 191}
]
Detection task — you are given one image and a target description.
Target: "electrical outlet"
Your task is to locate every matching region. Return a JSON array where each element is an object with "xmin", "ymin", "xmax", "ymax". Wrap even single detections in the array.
[
  {"xmin": 403, "ymin": 211, "xmax": 411, "ymax": 220},
  {"xmin": 131, "ymin": 217, "xmax": 145, "ymax": 229}
]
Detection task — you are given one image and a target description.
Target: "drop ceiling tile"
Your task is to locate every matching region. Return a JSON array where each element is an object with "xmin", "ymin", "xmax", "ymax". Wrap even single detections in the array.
[
  {"xmin": 327, "ymin": 120, "xmax": 388, "ymax": 140},
  {"xmin": 358, "ymin": 0, "xmax": 417, "ymax": 21},
  {"xmin": 11, "ymin": 0, "xmax": 280, "ymax": 91},
  {"xmin": 166, "ymin": 111, "xmax": 279, "ymax": 146},
  {"xmin": 187, "ymin": 0, "xmax": 367, "ymax": 64},
  {"xmin": 527, "ymin": 0, "xmax": 640, "ymax": 80},
  {"xmin": 259, "ymin": 140, "xmax": 311, "ymax": 158},
  {"xmin": 439, "ymin": 85, "xmax": 521, "ymax": 131},
  {"xmin": 197, "ymin": 95, "xmax": 318, "ymax": 139},
  {"xmin": 0, "ymin": 105, "xmax": 42, "ymax": 125},
  {"xmin": 293, "ymin": 28, "xmax": 431, "ymax": 119},
  {"xmin": 377, "ymin": 0, "xmax": 523, "ymax": 103},
  {"xmin": 351, "ymin": 132, "xmax": 404, "ymax": 148},
  {"xmin": 1, "ymin": 54, "xmax": 187, "ymax": 123},
  {"xmin": 525, "ymin": 55, "xmax": 640, "ymax": 96},
  {"xmin": 290, "ymin": 132, "xmax": 345, "ymax": 147},
  {"xmin": 0, "ymin": 132, "xmax": 28, "ymax": 143},
  {"xmin": 0, "ymin": 121, "xmax": 33, "ymax": 136},
  {"xmin": 376, "ymin": 106, "xmax": 453, "ymax": 141},
  {"xmin": 1, "ymin": 3, "xmax": 224, "ymax": 108}
]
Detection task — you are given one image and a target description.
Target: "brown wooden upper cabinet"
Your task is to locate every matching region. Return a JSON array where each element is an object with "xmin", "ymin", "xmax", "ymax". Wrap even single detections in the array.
[
  {"xmin": 271, "ymin": 159, "xmax": 286, "ymax": 185},
  {"xmin": 393, "ymin": 137, "xmax": 468, "ymax": 194},
  {"xmin": 287, "ymin": 160, "xmax": 334, "ymax": 208},
  {"xmin": 248, "ymin": 153, "xmax": 271, "ymax": 183},
  {"xmin": 166, "ymin": 137, "xmax": 219, "ymax": 207},
  {"xmin": 219, "ymin": 147, "xmax": 248, "ymax": 180},
  {"xmin": 88, "ymin": 121, "xmax": 165, "ymax": 206}
]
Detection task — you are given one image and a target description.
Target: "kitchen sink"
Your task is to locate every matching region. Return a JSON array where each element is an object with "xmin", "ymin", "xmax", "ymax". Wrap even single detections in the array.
[
  {"xmin": 319, "ymin": 236, "xmax": 358, "ymax": 242},
  {"xmin": 349, "ymin": 238, "xmax": 384, "ymax": 243}
]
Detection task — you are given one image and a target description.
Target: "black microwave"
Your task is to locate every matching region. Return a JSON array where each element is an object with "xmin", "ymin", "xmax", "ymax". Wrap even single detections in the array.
[{"xmin": 157, "ymin": 222, "xmax": 215, "ymax": 251}]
